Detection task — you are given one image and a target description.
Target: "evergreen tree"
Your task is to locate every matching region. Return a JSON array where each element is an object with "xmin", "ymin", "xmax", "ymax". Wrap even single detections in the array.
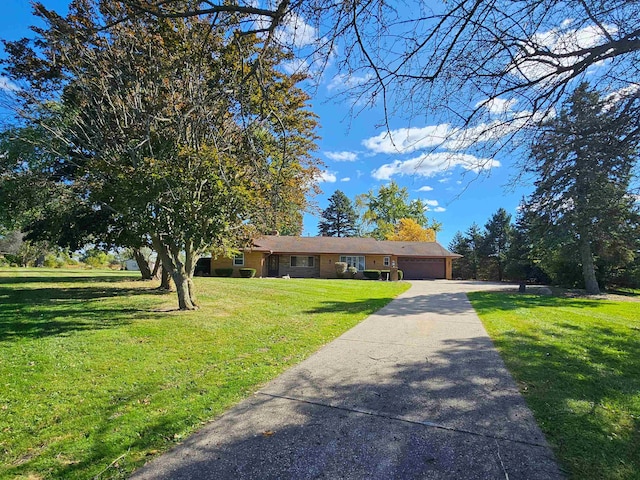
[
  {"xmin": 482, "ymin": 208, "xmax": 513, "ymax": 281},
  {"xmin": 318, "ymin": 190, "xmax": 358, "ymax": 237},
  {"xmin": 524, "ymin": 83, "xmax": 640, "ymax": 293}
]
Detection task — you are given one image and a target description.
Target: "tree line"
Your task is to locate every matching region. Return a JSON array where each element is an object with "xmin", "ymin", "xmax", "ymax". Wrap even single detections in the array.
[{"xmin": 450, "ymin": 85, "xmax": 640, "ymax": 293}]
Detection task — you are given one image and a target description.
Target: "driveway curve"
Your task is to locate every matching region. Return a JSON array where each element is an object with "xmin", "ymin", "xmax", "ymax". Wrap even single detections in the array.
[{"xmin": 132, "ymin": 280, "xmax": 563, "ymax": 479}]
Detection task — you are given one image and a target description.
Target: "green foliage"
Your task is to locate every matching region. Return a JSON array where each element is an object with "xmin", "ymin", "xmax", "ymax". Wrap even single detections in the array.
[
  {"xmin": 522, "ymin": 83, "xmax": 640, "ymax": 293},
  {"xmin": 214, "ymin": 268, "xmax": 234, "ymax": 277},
  {"xmin": 318, "ymin": 190, "xmax": 358, "ymax": 237},
  {"xmin": 398, "ymin": 269, "xmax": 404, "ymax": 281},
  {"xmin": 1, "ymin": 0, "xmax": 320, "ymax": 309},
  {"xmin": 357, "ymin": 181, "xmax": 442, "ymax": 240},
  {"xmin": 471, "ymin": 291, "xmax": 640, "ymax": 479},
  {"xmin": 0, "ymin": 269, "xmax": 409, "ymax": 479},
  {"xmin": 81, "ymin": 249, "xmax": 114, "ymax": 269},
  {"xmin": 239, "ymin": 268, "xmax": 256, "ymax": 278},
  {"xmin": 363, "ymin": 269, "xmax": 381, "ymax": 280}
]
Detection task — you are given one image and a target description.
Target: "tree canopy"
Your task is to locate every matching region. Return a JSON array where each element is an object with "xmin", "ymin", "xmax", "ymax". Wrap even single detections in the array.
[{"xmin": 1, "ymin": 0, "xmax": 320, "ymax": 309}]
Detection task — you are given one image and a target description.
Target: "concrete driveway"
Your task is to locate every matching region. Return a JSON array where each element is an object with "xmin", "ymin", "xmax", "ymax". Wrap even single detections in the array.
[{"xmin": 131, "ymin": 280, "xmax": 563, "ymax": 479}]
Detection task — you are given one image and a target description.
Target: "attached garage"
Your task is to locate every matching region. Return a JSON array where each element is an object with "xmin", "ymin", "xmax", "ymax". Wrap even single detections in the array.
[{"xmin": 398, "ymin": 257, "xmax": 446, "ymax": 279}]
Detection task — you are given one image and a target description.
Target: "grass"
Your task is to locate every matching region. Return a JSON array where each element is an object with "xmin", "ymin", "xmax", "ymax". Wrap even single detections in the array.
[
  {"xmin": 0, "ymin": 268, "xmax": 409, "ymax": 480},
  {"xmin": 469, "ymin": 291, "xmax": 640, "ymax": 480}
]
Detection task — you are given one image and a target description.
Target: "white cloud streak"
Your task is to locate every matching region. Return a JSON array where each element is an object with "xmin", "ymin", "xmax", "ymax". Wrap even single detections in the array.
[
  {"xmin": 0, "ymin": 76, "xmax": 19, "ymax": 92},
  {"xmin": 325, "ymin": 151, "xmax": 358, "ymax": 162},
  {"xmin": 318, "ymin": 171, "xmax": 337, "ymax": 183},
  {"xmin": 371, "ymin": 152, "xmax": 500, "ymax": 180}
]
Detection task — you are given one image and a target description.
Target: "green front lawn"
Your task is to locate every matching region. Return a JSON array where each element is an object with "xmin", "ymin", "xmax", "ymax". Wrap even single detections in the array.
[
  {"xmin": 0, "ymin": 269, "xmax": 409, "ymax": 480},
  {"xmin": 469, "ymin": 292, "xmax": 640, "ymax": 480}
]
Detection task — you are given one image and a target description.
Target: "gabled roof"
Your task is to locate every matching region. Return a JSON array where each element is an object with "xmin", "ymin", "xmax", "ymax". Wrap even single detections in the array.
[{"xmin": 250, "ymin": 235, "xmax": 461, "ymax": 258}]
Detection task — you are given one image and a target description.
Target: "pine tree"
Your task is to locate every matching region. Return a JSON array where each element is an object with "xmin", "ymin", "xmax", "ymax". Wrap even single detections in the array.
[
  {"xmin": 524, "ymin": 83, "xmax": 640, "ymax": 294},
  {"xmin": 318, "ymin": 190, "xmax": 358, "ymax": 237}
]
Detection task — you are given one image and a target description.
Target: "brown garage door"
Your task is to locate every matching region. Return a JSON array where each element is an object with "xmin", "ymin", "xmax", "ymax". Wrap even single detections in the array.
[{"xmin": 397, "ymin": 257, "xmax": 445, "ymax": 279}]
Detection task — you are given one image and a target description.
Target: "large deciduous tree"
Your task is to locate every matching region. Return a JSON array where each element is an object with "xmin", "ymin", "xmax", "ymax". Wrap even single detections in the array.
[
  {"xmin": 318, "ymin": 190, "xmax": 357, "ymax": 237},
  {"xmin": 523, "ymin": 83, "xmax": 640, "ymax": 294},
  {"xmin": 2, "ymin": 0, "xmax": 319, "ymax": 309},
  {"xmin": 386, "ymin": 218, "xmax": 436, "ymax": 242},
  {"xmin": 357, "ymin": 181, "xmax": 441, "ymax": 240}
]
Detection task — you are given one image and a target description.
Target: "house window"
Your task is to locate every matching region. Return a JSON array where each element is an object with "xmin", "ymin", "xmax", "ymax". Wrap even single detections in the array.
[
  {"xmin": 291, "ymin": 256, "xmax": 315, "ymax": 267},
  {"xmin": 233, "ymin": 253, "xmax": 244, "ymax": 266},
  {"xmin": 383, "ymin": 256, "xmax": 390, "ymax": 267},
  {"xmin": 340, "ymin": 255, "xmax": 365, "ymax": 271}
]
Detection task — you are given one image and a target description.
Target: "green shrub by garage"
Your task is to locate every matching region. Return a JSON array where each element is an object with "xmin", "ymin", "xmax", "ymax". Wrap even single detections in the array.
[
  {"xmin": 363, "ymin": 270, "xmax": 381, "ymax": 280},
  {"xmin": 239, "ymin": 268, "xmax": 256, "ymax": 278}
]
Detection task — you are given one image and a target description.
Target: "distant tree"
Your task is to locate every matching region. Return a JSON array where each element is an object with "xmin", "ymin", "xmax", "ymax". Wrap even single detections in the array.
[
  {"xmin": 524, "ymin": 83, "xmax": 640, "ymax": 294},
  {"xmin": 357, "ymin": 181, "xmax": 441, "ymax": 240},
  {"xmin": 482, "ymin": 208, "xmax": 513, "ymax": 281},
  {"xmin": 318, "ymin": 190, "xmax": 357, "ymax": 237},
  {"xmin": 386, "ymin": 218, "xmax": 436, "ymax": 242},
  {"xmin": 449, "ymin": 223, "xmax": 484, "ymax": 279}
]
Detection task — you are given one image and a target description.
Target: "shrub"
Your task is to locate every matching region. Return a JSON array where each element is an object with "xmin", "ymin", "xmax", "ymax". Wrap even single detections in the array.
[
  {"xmin": 398, "ymin": 270, "xmax": 404, "ymax": 281},
  {"xmin": 363, "ymin": 269, "xmax": 381, "ymax": 280},
  {"xmin": 214, "ymin": 268, "xmax": 234, "ymax": 277},
  {"xmin": 239, "ymin": 268, "xmax": 256, "ymax": 278},
  {"xmin": 347, "ymin": 266, "xmax": 358, "ymax": 278},
  {"xmin": 335, "ymin": 262, "xmax": 348, "ymax": 279}
]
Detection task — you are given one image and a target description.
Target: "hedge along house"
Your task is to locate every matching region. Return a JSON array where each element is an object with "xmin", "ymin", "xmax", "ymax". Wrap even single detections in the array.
[{"xmin": 210, "ymin": 236, "xmax": 461, "ymax": 280}]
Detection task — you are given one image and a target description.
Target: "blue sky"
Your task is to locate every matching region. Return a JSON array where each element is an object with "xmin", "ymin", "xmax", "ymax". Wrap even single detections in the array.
[{"xmin": 0, "ymin": 0, "xmax": 540, "ymax": 248}]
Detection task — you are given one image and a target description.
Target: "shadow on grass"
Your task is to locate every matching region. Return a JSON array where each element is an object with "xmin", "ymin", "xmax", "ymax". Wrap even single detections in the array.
[
  {"xmin": 0, "ymin": 273, "xmax": 139, "ymax": 284},
  {"xmin": 0, "ymin": 284, "xmax": 166, "ymax": 341}
]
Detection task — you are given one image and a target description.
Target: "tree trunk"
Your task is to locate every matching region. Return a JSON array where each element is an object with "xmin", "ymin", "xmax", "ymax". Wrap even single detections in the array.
[
  {"xmin": 173, "ymin": 270, "xmax": 198, "ymax": 310},
  {"xmin": 133, "ymin": 248, "xmax": 153, "ymax": 280},
  {"xmin": 160, "ymin": 265, "xmax": 172, "ymax": 290},
  {"xmin": 578, "ymin": 231, "xmax": 600, "ymax": 295},
  {"xmin": 151, "ymin": 257, "xmax": 161, "ymax": 279},
  {"xmin": 152, "ymin": 235, "xmax": 199, "ymax": 310}
]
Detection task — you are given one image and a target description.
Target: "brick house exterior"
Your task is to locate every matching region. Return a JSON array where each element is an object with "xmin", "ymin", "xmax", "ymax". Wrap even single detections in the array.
[{"xmin": 210, "ymin": 236, "xmax": 461, "ymax": 280}]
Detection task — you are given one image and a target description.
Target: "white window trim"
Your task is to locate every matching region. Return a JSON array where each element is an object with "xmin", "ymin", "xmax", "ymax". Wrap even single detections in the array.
[
  {"xmin": 339, "ymin": 255, "xmax": 366, "ymax": 271},
  {"xmin": 233, "ymin": 253, "xmax": 244, "ymax": 266},
  {"xmin": 383, "ymin": 256, "xmax": 390, "ymax": 267}
]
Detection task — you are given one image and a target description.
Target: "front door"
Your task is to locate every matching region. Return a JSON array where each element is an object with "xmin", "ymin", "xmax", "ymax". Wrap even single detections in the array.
[{"xmin": 267, "ymin": 255, "xmax": 280, "ymax": 277}]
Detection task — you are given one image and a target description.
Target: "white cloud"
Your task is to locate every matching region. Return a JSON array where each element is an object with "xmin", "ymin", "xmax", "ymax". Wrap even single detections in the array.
[
  {"xmin": 340, "ymin": 177, "xmax": 351, "ymax": 182},
  {"xmin": 282, "ymin": 58, "xmax": 310, "ymax": 75},
  {"xmin": 475, "ymin": 97, "xmax": 518, "ymax": 115},
  {"xmin": 327, "ymin": 73, "xmax": 374, "ymax": 92},
  {"xmin": 318, "ymin": 171, "xmax": 337, "ymax": 183},
  {"xmin": 0, "ymin": 76, "xmax": 19, "ymax": 92},
  {"xmin": 274, "ymin": 12, "xmax": 319, "ymax": 48},
  {"xmin": 362, "ymin": 124, "xmax": 452, "ymax": 154},
  {"xmin": 604, "ymin": 84, "xmax": 640, "ymax": 109},
  {"xmin": 510, "ymin": 22, "xmax": 617, "ymax": 84},
  {"xmin": 433, "ymin": 207, "xmax": 446, "ymax": 212},
  {"xmin": 371, "ymin": 152, "xmax": 501, "ymax": 180},
  {"xmin": 325, "ymin": 151, "xmax": 358, "ymax": 162},
  {"xmin": 423, "ymin": 199, "xmax": 439, "ymax": 207},
  {"xmin": 417, "ymin": 186, "xmax": 433, "ymax": 192}
]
